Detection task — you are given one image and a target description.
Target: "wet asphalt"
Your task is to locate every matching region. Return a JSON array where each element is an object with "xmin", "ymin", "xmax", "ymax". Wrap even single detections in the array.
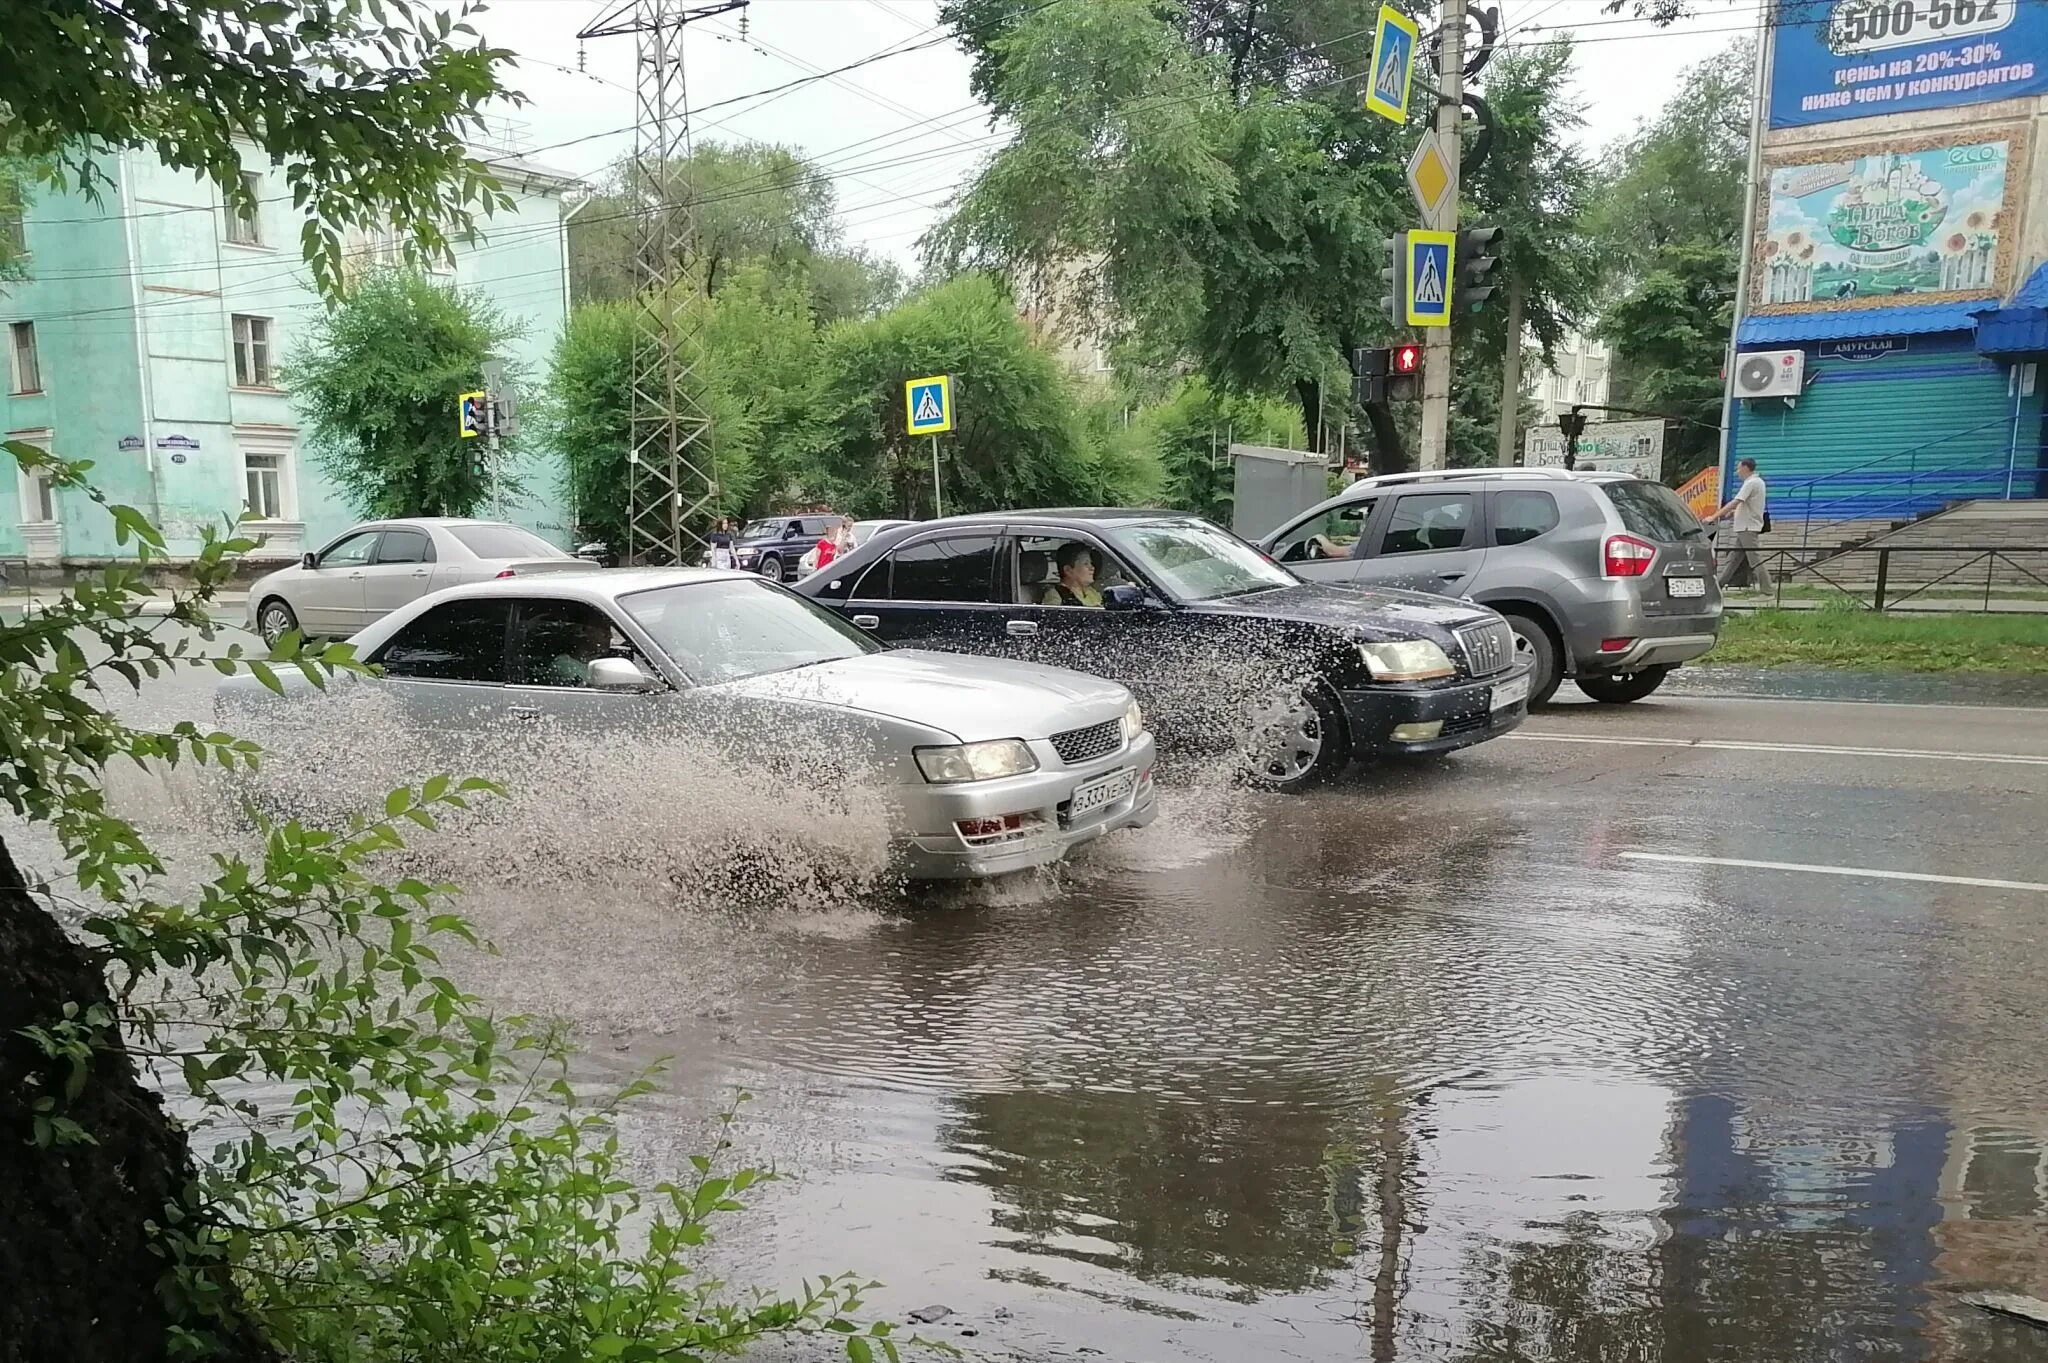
[{"xmin": 602, "ymin": 679, "xmax": 2048, "ymax": 1363}]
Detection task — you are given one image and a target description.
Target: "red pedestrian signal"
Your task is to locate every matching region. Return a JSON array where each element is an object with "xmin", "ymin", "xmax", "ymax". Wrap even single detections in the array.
[{"xmin": 1392, "ymin": 343, "xmax": 1422, "ymax": 375}]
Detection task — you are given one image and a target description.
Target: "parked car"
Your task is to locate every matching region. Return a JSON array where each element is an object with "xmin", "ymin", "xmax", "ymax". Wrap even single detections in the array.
[
  {"xmin": 799, "ymin": 519, "xmax": 917, "ymax": 577},
  {"xmin": 732, "ymin": 513, "xmax": 846, "ymax": 583},
  {"xmin": 1255, "ymin": 468, "xmax": 1722, "ymax": 706},
  {"xmin": 793, "ymin": 509, "xmax": 1530, "ymax": 790},
  {"xmin": 218, "ymin": 569, "xmax": 1158, "ymax": 879},
  {"xmin": 245, "ymin": 518, "xmax": 584, "ymax": 647}
]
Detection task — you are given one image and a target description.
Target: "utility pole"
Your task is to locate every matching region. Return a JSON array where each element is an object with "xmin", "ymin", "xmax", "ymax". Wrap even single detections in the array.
[
  {"xmin": 1417, "ymin": 0, "xmax": 1464, "ymax": 471},
  {"xmin": 578, "ymin": 0, "xmax": 748, "ymax": 565},
  {"xmin": 1495, "ymin": 276, "xmax": 1524, "ymax": 466}
]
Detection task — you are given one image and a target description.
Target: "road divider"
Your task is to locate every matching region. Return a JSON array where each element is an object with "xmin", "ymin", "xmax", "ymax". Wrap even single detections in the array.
[{"xmin": 1619, "ymin": 851, "xmax": 2048, "ymax": 894}]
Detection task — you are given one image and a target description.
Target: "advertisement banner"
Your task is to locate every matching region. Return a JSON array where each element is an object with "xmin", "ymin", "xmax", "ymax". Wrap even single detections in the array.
[
  {"xmin": 1752, "ymin": 132, "xmax": 2022, "ymax": 312},
  {"xmin": 1676, "ymin": 466, "xmax": 1719, "ymax": 522},
  {"xmin": 1523, "ymin": 419, "xmax": 1666, "ymax": 481},
  {"xmin": 1769, "ymin": 0, "xmax": 2048, "ymax": 129}
]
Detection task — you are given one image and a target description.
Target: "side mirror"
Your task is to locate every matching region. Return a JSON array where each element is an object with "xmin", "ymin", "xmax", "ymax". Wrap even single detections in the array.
[
  {"xmin": 1102, "ymin": 583, "xmax": 1146, "ymax": 612},
  {"xmin": 301, "ymin": 552, "xmax": 319, "ymax": 570},
  {"xmin": 587, "ymin": 656, "xmax": 659, "ymax": 693}
]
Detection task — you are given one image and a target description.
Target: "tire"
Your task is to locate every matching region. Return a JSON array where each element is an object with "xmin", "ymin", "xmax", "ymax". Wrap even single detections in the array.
[
  {"xmin": 1576, "ymin": 666, "xmax": 1673, "ymax": 705},
  {"xmin": 1503, "ymin": 612, "xmax": 1562, "ymax": 708},
  {"xmin": 758, "ymin": 554, "xmax": 786, "ymax": 583},
  {"xmin": 256, "ymin": 597, "xmax": 301, "ymax": 648},
  {"xmin": 1243, "ymin": 684, "xmax": 1351, "ymax": 793}
]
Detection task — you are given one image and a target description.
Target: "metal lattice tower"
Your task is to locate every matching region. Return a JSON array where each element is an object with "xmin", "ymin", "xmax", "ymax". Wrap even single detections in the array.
[{"xmin": 577, "ymin": 0, "xmax": 747, "ymax": 564}]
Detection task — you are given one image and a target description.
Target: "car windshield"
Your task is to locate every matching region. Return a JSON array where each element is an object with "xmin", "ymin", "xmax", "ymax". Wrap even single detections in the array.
[
  {"xmin": 451, "ymin": 523, "xmax": 570, "ymax": 560},
  {"xmin": 1604, "ymin": 481, "xmax": 1707, "ymax": 540},
  {"xmin": 1113, "ymin": 520, "xmax": 1297, "ymax": 602},
  {"xmin": 740, "ymin": 519, "xmax": 784, "ymax": 538},
  {"xmin": 617, "ymin": 578, "xmax": 881, "ymax": 684}
]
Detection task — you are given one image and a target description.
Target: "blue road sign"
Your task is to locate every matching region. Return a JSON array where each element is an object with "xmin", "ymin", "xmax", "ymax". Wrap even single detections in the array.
[
  {"xmin": 905, "ymin": 374, "xmax": 954, "ymax": 435},
  {"xmin": 1365, "ymin": 6, "xmax": 1419, "ymax": 124},
  {"xmin": 1405, "ymin": 229, "xmax": 1454, "ymax": 327}
]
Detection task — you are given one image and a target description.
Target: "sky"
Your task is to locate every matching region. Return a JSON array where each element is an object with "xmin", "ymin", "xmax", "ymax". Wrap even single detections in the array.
[{"xmin": 472, "ymin": 0, "xmax": 1764, "ymax": 270}]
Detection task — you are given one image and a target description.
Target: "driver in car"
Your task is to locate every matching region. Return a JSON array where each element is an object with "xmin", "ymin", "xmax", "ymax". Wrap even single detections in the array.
[
  {"xmin": 547, "ymin": 615, "xmax": 621, "ymax": 686},
  {"xmin": 1042, "ymin": 542, "xmax": 1103, "ymax": 607}
]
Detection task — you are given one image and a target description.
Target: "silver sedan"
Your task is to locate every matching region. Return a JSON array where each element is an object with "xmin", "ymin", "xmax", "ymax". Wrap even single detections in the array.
[
  {"xmin": 218, "ymin": 568, "xmax": 1159, "ymax": 879},
  {"xmin": 244, "ymin": 518, "xmax": 585, "ymax": 646}
]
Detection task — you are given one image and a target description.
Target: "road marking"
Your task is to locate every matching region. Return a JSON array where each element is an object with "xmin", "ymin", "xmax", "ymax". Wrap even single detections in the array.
[
  {"xmin": 1512, "ymin": 732, "xmax": 2048, "ymax": 766},
  {"xmin": 1619, "ymin": 852, "xmax": 2048, "ymax": 894}
]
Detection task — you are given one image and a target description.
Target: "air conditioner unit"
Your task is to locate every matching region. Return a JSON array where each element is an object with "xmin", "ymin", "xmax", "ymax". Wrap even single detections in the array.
[{"xmin": 1734, "ymin": 349, "xmax": 1804, "ymax": 399}]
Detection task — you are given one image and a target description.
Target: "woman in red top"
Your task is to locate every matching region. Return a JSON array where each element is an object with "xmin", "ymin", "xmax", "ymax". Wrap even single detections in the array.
[{"xmin": 813, "ymin": 519, "xmax": 851, "ymax": 569}]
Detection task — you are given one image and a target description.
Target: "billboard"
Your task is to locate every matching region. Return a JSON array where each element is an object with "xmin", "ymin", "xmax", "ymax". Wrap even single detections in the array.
[
  {"xmin": 1524, "ymin": 419, "xmax": 1666, "ymax": 482},
  {"xmin": 1751, "ymin": 132, "xmax": 2023, "ymax": 312},
  {"xmin": 1769, "ymin": 0, "xmax": 2048, "ymax": 129}
]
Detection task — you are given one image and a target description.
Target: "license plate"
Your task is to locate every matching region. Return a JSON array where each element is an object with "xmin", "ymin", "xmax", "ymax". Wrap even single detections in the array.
[
  {"xmin": 1491, "ymin": 673, "xmax": 1531, "ymax": 711},
  {"xmin": 1069, "ymin": 768, "xmax": 1137, "ymax": 817},
  {"xmin": 1667, "ymin": 576, "xmax": 1707, "ymax": 598}
]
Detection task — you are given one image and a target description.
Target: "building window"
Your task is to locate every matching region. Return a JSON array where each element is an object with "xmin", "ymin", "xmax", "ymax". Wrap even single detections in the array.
[
  {"xmin": 226, "ymin": 171, "xmax": 263, "ymax": 246},
  {"xmin": 235, "ymin": 428, "xmax": 299, "ymax": 525},
  {"xmin": 9, "ymin": 322, "xmax": 39, "ymax": 394},
  {"xmin": 232, "ymin": 314, "xmax": 273, "ymax": 388},
  {"xmin": 12, "ymin": 430, "xmax": 57, "ymax": 524}
]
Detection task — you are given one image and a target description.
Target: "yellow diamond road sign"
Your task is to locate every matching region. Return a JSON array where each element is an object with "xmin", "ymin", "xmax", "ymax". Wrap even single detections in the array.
[{"xmin": 1406, "ymin": 138, "xmax": 1452, "ymax": 221}]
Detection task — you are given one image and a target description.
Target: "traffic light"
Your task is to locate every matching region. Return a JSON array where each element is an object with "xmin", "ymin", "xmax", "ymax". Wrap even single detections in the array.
[
  {"xmin": 1379, "ymin": 233, "xmax": 1407, "ymax": 325},
  {"xmin": 1389, "ymin": 342, "xmax": 1423, "ymax": 401},
  {"xmin": 1352, "ymin": 346, "xmax": 1389, "ymax": 406},
  {"xmin": 1454, "ymin": 225, "xmax": 1504, "ymax": 312}
]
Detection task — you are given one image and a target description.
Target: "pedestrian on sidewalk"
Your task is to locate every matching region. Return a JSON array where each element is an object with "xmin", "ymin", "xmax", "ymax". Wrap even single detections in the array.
[
  {"xmin": 1713, "ymin": 457, "xmax": 1774, "ymax": 593},
  {"xmin": 709, "ymin": 518, "xmax": 736, "ymax": 571}
]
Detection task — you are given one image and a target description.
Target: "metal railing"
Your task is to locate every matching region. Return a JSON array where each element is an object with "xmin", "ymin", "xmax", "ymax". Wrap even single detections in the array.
[
  {"xmin": 1763, "ymin": 415, "xmax": 2023, "ymax": 556},
  {"xmin": 1723, "ymin": 542, "xmax": 2048, "ymax": 613}
]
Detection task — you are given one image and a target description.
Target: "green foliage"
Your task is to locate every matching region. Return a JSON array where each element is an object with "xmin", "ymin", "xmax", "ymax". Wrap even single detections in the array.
[
  {"xmin": 539, "ymin": 298, "xmax": 759, "ymax": 548},
  {"xmin": 1127, "ymin": 378, "xmax": 1302, "ymax": 523},
  {"xmin": 1590, "ymin": 41, "xmax": 1753, "ymax": 479},
  {"xmin": 0, "ymin": 0, "xmax": 517, "ymax": 295},
  {"xmin": 3, "ymin": 438, "xmax": 908, "ymax": 1357},
  {"xmin": 0, "ymin": 160, "xmax": 31, "ymax": 286},
  {"xmin": 283, "ymin": 269, "xmax": 524, "ymax": 519}
]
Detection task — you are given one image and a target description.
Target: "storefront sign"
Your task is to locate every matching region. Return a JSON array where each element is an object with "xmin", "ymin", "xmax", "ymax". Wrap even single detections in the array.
[
  {"xmin": 1769, "ymin": 0, "xmax": 2048, "ymax": 129},
  {"xmin": 1753, "ymin": 133, "xmax": 2022, "ymax": 313},
  {"xmin": 1524, "ymin": 418, "xmax": 1666, "ymax": 482},
  {"xmin": 1818, "ymin": 337, "xmax": 1910, "ymax": 360},
  {"xmin": 1676, "ymin": 466, "xmax": 1719, "ymax": 521}
]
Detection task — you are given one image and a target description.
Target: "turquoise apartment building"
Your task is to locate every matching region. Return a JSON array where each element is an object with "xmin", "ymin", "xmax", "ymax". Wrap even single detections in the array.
[{"xmin": 0, "ymin": 137, "xmax": 579, "ymax": 566}]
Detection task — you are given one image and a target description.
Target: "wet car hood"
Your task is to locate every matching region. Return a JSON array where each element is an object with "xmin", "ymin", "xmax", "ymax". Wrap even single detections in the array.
[
  {"xmin": 715, "ymin": 648, "xmax": 1130, "ymax": 743},
  {"xmin": 1191, "ymin": 581, "xmax": 1493, "ymax": 640}
]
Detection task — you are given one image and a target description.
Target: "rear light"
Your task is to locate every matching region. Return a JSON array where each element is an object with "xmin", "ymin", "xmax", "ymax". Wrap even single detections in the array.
[
  {"xmin": 495, "ymin": 568, "xmax": 518, "ymax": 579},
  {"xmin": 1602, "ymin": 534, "xmax": 1656, "ymax": 578},
  {"xmin": 1600, "ymin": 637, "xmax": 1635, "ymax": 653}
]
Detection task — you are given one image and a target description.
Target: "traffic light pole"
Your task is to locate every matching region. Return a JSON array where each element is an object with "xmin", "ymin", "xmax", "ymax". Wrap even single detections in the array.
[{"xmin": 1418, "ymin": 0, "xmax": 1464, "ymax": 471}]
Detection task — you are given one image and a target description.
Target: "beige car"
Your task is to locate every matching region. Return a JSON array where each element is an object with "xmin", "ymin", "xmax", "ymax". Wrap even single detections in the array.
[{"xmin": 245, "ymin": 518, "xmax": 584, "ymax": 645}]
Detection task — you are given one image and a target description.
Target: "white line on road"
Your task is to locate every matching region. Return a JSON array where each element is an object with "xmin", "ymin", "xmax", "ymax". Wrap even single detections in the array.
[
  {"xmin": 1512, "ymin": 732, "xmax": 2048, "ymax": 766},
  {"xmin": 1618, "ymin": 852, "xmax": 2048, "ymax": 893}
]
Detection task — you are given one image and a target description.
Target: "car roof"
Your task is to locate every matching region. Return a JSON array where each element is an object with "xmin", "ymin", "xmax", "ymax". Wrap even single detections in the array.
[
  {"xmin": 416, "ymin": 566, "xmax": 757, "ymax": 604},
  {"xmin": 908, "ymin": 507, "xmax": 1198, "ymax": 530}
]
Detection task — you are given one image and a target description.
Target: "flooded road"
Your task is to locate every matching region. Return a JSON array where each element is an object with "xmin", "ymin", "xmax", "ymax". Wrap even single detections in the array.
[{"xmin": 15, "ymin": 629, "xmax": 2048, "ymax": 1361}]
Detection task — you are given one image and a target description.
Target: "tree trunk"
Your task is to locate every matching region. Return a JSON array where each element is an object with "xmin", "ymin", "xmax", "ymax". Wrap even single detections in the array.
[
  {"xmin": 1294, "ymin": 378, "xmax": 1325, "ymax": 456},
  {"xmin": 1495, "ymin": 277, "xmax": 1526, "ymax": 467},
  {"xmin": 1360, "ymin": 402, "xmax": 1409, "ymax": 475},
  {"xmin": 0, "ymin": 834, "xmax": 275, "ymax": 1363}
]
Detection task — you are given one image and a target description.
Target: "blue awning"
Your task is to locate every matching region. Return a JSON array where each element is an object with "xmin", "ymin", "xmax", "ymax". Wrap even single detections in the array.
[
  {"xmin": 1970, "ymin": 261, "xmax": 2048, "ymax": 357},
  {"xmin": 1736, "ymin": 302, "xmax": 1988, "ymax": 346}
]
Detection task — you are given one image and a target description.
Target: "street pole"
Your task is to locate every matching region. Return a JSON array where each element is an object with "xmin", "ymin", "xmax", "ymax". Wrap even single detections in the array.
[
  {"xmin": 1495, "ymin": 276, "xmax": 1525, "ymax": 467},
  {"xmin": 1418, "ymin": 0, "xmax": 1465, "ymax": 471},
  {"xmin": 930, "ymin": 435, "xmax": 943, "ymax": 519}
]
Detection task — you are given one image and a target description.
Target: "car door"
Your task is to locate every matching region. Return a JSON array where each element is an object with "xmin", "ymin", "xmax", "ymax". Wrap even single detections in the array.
[
  {"xmin": 503, "ymin": 595, "xmax": 671, "ymax": 735},
  {"xmin": 1266, "ymin": 496, "xmax": 1382, "ymax": 584},
  {"xmin": 296, "ymin": 529, "xmax": 382, "ymax": 635},
  {"xmin": 359, "ymin": 526, "xmax": 437, "ymax": 627},
  {"xmin": 366, "ymin": 598, "xmax": 513, "ymax": 745},
  {"xmin": 1352, "ymin": 489, "xmax": 1488, "ymax": 597},
  {"xmin": 840, "ymin": 531, "xmax": 1008, "ymax": 655},
  {"xmin": 991, "ymin": 530, "xmax": 1170, "ymax": 674}
]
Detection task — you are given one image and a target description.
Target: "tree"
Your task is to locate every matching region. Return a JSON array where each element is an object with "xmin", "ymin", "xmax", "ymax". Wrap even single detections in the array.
[
  {"xmin": 1589, "ymin": 42, "xmax": 1753, "ymax": 480},
  {"xmin": 284, "ymin": 269, "xmax": 523, "ymax": 519},
  {"xmin": 807, "ymin": 247, "xmax": 908, "ymax": 323},
  {"xmin": 1130, "ymin": 377, "xmax": 1302, "ymax": 524},
  {"xmin": 806, "ymin": 273, "xmax": 1112, "ymax": 516}
]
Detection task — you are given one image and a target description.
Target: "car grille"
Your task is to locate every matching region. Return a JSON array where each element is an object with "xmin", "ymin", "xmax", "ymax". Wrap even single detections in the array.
[
  {"xmin": 1050, "ymin": 718, "xmax": 1123, "ymax": 765},
  {"xmin": 1455, "ymin": 620, "xmax": 1516, "ymax": 677}
]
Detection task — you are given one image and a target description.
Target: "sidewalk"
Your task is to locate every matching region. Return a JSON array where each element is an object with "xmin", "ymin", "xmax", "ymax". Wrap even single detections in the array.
[{"xmin": 2, "ymin": 587, "xmax": 252, "ymax": 621}]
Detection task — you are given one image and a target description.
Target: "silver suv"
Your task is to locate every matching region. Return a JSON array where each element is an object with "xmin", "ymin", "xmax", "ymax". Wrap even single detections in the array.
[{"xmin": 1255, "ymin": 468, "xmax": 1721, "ymax": 706}]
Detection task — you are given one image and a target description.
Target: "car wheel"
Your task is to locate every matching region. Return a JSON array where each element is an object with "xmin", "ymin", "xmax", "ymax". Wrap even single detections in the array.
[
  {"xmin": 257, "ymin": 597, "xmax": 301, "ymax": 648},
  {"xmin": 758, "ymin": 554, "xmax": 785, "ymax": 583},
  {"xmin": 1243, "ymin": 684, "xmax": 1350, "ymax": 793},
  {"xmin": 1576, "ymin": 666, "xmax": 1673, "ymax": 705},
  {"xmin": 1503, "ymin": 613, "xmax": 1562, "ymax": 708}
]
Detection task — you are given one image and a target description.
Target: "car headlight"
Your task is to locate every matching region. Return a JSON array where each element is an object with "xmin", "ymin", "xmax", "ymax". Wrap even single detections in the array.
[
  {"xmin": 1122, "ymin": 700, "xmax": 1143, "ymax": 741},
  {"xmin": 915, "ymin": 739, "xmax": 1039, "ymax": 784},
  {"xmin": 1358, "ymin": 639, "xmax": 1456, "ymax": 682}
]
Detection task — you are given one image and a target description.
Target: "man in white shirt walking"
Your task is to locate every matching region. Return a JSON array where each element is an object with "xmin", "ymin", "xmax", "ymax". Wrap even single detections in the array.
[{"xmin": 1713, "ymin": 457, "xmax": 1773, "ymax": 592}]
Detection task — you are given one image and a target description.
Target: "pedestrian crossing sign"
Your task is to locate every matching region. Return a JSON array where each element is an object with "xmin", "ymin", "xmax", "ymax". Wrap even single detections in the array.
[
  {"xmin": 1364, "ymin": 6, "xmax": 1418, "ymax": 125},
  {"xmin": 1405, "ymin": 229, "xmax": 1454, "ymax": 327},
  {"xmin": 906, "ymin": 374, "xmax": 953, "ymax": 435}
]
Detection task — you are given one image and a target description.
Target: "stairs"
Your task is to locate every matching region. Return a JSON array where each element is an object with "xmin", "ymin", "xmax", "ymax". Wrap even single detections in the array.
[{"xmin": 1765, "ymin": 500, "xmax": 2048, "ymax": 592}]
